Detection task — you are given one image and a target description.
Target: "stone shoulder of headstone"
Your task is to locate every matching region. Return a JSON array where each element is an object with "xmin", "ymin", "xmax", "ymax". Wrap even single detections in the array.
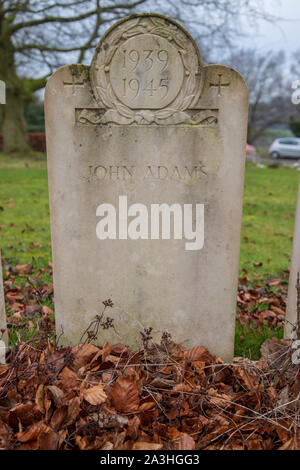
[
  {"xmin": 0, "ymin": 252, "xmax": 8, "ymax": 347},
  {"xmin": 45, "ymin": 14, "xmax": 248, "ymax": 361}
]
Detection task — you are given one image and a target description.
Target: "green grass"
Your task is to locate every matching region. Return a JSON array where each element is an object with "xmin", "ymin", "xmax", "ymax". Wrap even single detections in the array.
[
  {"xmin": 0, "ymin": 153, "xmax": 50, "ymax": 265},
  {"xmin": 0, "ymin": 155, "xmax": 299, "ymax": 357},
  {"xmin": 234, "ymin": 322, "xmax": 284, "ymax": 360},
  {"xmin": 241, "ymin": 163, "xmax": 299, "ymax": 277}
]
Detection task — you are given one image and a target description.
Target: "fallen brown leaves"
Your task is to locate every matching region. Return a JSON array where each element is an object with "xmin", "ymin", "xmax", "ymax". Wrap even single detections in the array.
[
  {"xmin": 0, "ymin": 334, "xmax": 299, "ymax": 450},
  {"xmin": 1, "ymin": 261, "xmax": 298, "ymax": 450},
  {"xmin": 110, "ymin": 377, "xmax": 140, "ymax": 413},
  {"xmin": 2, "ymin": 260, "xmax": 54, "ymax": 335},
  {"xmin": 2, "ymin": 260, "xmax": 288, "ymax": 343},
  {"xmin": 237, "ymin": 272, "xmax": 288, "ymax": 328}
]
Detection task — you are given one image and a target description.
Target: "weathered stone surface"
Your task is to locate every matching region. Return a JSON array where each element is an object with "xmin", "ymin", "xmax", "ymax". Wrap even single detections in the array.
[
  {"xmin": 45, "ymin": 14, "xmax": 248, "ymax": 360},
  {"xmin": 0, "ymin": 252, "xmax": 7, "ymax": 346},
  {"xmin": 0, "ymin": 80, "xmax": 5, "ymax": 104},
  {"xmin": 286, "ymin": 175, "xmax": 300, "ymax": 339}
]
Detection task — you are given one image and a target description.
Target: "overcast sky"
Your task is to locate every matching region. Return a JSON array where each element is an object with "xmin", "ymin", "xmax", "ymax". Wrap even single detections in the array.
[{"xmin": 242, "ymin": 0, "xmax": 300, "ymax": 55}]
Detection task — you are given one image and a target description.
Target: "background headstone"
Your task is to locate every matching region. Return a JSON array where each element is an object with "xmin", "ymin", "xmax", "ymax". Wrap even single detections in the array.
[
  {"xmin": 45, "ymin": 14, "xmax": 248, "ymax": 360},
  {"xmin": 0, "ymin": 251, "xmax": 8, "ymax": 347},
  {"xmin": 0, "ymin": 80, "xmax": 5, "ymax": 104},
  {"xmin": 286, "ymin": 174, "xmax": 300, "ymax": 339}
]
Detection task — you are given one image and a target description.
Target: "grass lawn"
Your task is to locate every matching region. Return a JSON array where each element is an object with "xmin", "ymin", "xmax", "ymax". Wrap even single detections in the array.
[
  {"xmin": 0, "ymin": 153, "xmax": 50, "ymax": 264},
  {"xmin": 0, "ymin": 154, "xmax": 299, "ymax": 357},
  {"xmin": 241, "ymin": 163, "xmax": 299, "ymax": 277}
]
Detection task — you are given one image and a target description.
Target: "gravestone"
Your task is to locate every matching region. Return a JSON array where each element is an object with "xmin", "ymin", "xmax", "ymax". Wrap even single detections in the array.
[
  {"xmin": 0, "ymin": 252, "xmax": 7, "ymax": 347},
  {"xmin": 286, "ymin": 174, "xmax": 300, "ymax": 339},
  {"xmin": 45, "ymin": 14, "xmax": 248, "ymax": 360},
  {"xmin": 0, "ymin": 80, "xmax": 5, "ymax": 104}
]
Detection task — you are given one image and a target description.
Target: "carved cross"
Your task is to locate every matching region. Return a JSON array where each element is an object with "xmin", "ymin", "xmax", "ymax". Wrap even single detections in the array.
[
  {"xmin": 209, "ymin": 73, "xmax": 230, "ymax": 97},
  {"xmin": 63, "ymin": 75, "xmax": 85, "ymax": 95}
]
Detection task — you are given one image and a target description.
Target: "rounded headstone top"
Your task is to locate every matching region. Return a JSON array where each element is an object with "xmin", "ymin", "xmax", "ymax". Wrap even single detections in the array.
[{"xmin": 90, "ymin": 14, "xmax": 204, "ymax": 124}]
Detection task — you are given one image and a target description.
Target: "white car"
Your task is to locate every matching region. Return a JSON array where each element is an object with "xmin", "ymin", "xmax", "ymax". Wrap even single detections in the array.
[{"xmin": 269, "ymin": 138, "xmax": 300, "ymax": 159}]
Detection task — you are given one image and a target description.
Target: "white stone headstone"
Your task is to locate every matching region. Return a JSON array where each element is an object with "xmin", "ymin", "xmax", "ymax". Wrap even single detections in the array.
[
  {"xmin": 0, "ymin": 252, "xmax": 8, "ymax": 350},
  {"xmin": 286, "ymin": 174, "xmax": 300, "ymax": 339},
  {"xmin": 0, "ymin": 80, "xmax": 5, "ymax": 105},
  {"xmin": 45, "ymin": 14, "xmax": 248, "ymax": 360}
]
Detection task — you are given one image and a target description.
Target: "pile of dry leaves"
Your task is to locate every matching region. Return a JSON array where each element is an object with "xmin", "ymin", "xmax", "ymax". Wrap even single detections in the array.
[
  {"xmin": 0, "ymin": 322, "xmax": 299, "ymax": 450},
  {"xmin": 237, "ymin": 271, "xmax": 288, "ymax": 328},
  {"xmin": 1, "ymin": 261, "xmax": 299, "ymax": 450},
  {"xmin": 2, "ymin": 261, "xmax": 289, "ymax": 335}
]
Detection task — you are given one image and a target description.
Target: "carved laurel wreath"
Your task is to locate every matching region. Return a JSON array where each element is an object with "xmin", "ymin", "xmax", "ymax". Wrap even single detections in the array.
[{"xmin": 90, "ymin": 16, "xmax": 203, "ymax": 125}]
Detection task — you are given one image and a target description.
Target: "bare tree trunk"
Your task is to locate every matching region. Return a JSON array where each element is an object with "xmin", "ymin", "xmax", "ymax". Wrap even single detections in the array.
[
  {"xmin": 2, "ymin": 86, "xmax": 30, "ymax": 154},
  {"xmin": 0, "ymin": 36, "xmax": 30, "ymax": 155}
]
